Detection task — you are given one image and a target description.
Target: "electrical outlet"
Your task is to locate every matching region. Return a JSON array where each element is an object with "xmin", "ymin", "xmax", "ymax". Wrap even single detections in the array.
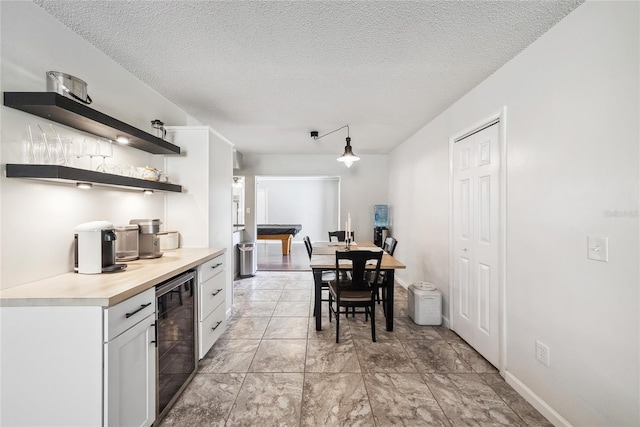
[
  {"xmin": 587, "ymin": 236, "xmax": 609, "ymax": 262},
  {"xmin": 536, "ymin": 340, "xmax": 550, "ymax": 367}
]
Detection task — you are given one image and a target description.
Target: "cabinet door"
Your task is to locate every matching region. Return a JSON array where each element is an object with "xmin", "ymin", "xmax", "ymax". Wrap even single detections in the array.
[{"xmin": 105, "ymin": 314, "xmax": 156, "ymax": 427}]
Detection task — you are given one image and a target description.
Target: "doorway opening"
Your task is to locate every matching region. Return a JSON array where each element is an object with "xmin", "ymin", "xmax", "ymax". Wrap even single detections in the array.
[{"xmin": 255, "ymin": 175, "xmax": 340, "ymax": 271}]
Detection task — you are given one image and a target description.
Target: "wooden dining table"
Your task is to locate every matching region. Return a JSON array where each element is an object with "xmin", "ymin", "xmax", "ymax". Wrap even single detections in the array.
[{"xmin": 310, "ymin": 241, "xmax": 406, "ymax": 331}]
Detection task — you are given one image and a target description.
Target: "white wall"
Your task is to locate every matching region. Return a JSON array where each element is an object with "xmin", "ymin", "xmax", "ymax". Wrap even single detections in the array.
[
  {"xmin": 388, "ymin": 1, "xmax": 639, "ymax": 425},
  {"xmin": 256, "ymin": 177, "xmax": 339, "ymax": 242},
  {"xmin": 238, "ymin": 154, "xmax": 388, "ymax": 246},
  {"xmin": 0, "ymin": 2, "xmax": 197, "ymax": 288}
]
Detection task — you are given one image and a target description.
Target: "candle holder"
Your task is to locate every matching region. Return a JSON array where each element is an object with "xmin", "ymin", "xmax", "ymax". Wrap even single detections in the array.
[{"xmin": 345, "ymin": 238, "xmax": 351, "ymax": 251}]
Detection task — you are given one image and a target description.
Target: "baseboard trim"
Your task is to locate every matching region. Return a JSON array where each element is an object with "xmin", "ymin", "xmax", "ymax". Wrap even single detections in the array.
[
  {"xmin": 441, "ymin": 315, "xmax": 450, "ymax": 329},
  {"xmin": 504, "ymin": 371, "xmax": 572, "ymax": 427},
  {"xmin": 395, "ymin": 276, "xmax": 409, "ymax": 289}
]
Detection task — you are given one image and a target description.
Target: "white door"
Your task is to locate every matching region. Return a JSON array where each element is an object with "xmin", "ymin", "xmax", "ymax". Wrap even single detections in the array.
[{"xmin": 452, "ymin": 122, "xmax": 501, "ymax": 367}]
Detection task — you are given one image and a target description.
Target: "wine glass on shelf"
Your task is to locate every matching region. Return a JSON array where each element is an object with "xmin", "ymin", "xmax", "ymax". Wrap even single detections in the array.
[
  {"xmin": 96, "ymin": 138, "xmax": 113, "ymax": 172},
  {"xmin": 82, "ymin": 137, "xmax": 99, "ymax": 170},
  {"xmin": 72, "ymin": 138, "xmax": 85, "ymax": 168}
]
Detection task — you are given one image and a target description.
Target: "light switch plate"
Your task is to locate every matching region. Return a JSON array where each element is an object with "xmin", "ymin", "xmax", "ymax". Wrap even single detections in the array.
[{"xmin": 587, "ymin": 236, "xmax": 609, "ymax": 262}]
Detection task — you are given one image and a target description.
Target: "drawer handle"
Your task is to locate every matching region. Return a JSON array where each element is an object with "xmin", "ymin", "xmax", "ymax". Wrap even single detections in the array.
[
  {"xmin": 211, "ymin": 321, "xmax": 222, "ymax": 331},
  {"xmin": 211, "ymin": 263, "xmax": 223, "ymax": 269},
  {"xmin": 212, "ymin": 288, "xmax": 223, "ymax": 296},
  {"xmin": 125, "ymin": 302, "xmax": 152, "ymax": 319}
]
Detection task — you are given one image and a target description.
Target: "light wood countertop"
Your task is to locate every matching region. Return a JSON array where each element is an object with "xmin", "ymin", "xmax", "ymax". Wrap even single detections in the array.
[{"xmin": 0, "ymin": 248, "xmax": 225, "ymax": 307}]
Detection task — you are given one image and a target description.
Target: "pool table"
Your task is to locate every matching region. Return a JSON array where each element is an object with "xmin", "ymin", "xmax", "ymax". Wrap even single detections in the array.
[{"xmin": 257, "ymin": 224, "xmax": 302, "ymax": 255}]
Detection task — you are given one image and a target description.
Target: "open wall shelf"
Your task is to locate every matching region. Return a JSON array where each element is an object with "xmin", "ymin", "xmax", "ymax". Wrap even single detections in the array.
[
  {"xmin": 3, "ymin": 92, "xmax": 180, "ymax": 155},
  {"xmin": 5, "ymin": 164, "xmax": 183, "ymax": 193}
]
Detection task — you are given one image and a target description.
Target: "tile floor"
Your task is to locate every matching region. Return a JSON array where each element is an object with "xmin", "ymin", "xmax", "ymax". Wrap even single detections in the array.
[{"xmin": 160, "ymin": 271, "xmax": 551, "ymax": 427}]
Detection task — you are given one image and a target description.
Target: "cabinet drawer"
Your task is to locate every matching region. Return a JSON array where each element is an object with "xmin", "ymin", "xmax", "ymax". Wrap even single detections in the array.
[
  {"xmin": 199, "ymin": 254, "xmax": 225, "ymax": 284},
  {"xmin": 104, "ymin": 288, "xmax": 155, "ymax": 342},
  {"xmin": 199, "ymin": 272, "xmax": 226, "ymax": 321},
  {"xmin": 198, "ymin": 304, "xmax": 226, "ymax": 359}
]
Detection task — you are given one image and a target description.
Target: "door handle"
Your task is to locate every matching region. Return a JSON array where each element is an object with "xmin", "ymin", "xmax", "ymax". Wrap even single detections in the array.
[
  {"xmin": 211, "ymin": 321, "xmax": 222, "ymax": 331},
  {"xmin": 212, "ymin": 289, "xmax": 223, "ymax": 296},
  {"xmin": 211, "ymin": 263, "xmax": 222, "ymax": 269},
  {"xmin": 151, "ymin": 322, "xmax": 157, "ymax": 347}
]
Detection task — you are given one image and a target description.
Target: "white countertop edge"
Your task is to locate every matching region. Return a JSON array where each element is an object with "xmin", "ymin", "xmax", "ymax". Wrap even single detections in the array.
[{"xmin": 0, "ymin": 247, "xmax": 226, "ymax": 307}]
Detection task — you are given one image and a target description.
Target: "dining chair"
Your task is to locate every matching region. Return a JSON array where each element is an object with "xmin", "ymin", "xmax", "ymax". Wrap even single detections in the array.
[
  {"xmin": 376, "ymin": 237, "xmax": 398, "ymax": 316},
  {"xmin": 328, "ymin": 230, "xmax": 355, "ymax": 242},
  {"xmin": 304, "ymin": 236, "xmax": 335, "ymax": 316},
  {"xmin": 328, "ymin": 250, "xmax": 382, "ymax": 343}
]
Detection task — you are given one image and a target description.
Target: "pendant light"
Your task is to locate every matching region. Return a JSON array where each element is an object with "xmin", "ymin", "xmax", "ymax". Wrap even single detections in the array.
[{"xmin": 310, "ymin": 125, "xmax": 361, "ymax": 168}]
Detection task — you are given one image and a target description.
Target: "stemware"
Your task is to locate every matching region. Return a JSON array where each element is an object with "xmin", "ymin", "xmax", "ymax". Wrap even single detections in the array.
[
  {"xmin": 32, "ymin": 124, "xmax": 51, "ymax": 164},
  {"xmin": 72, "ymin": 138, "xmax": 85, "ymax": 168},
  {"xmin": 21, "ymin": 125, "xmax": 34, "ymax": 164},
  {"xmin": 48, "ymin": 124, "xmax": 66, "ymax": 165},
  {"xmin": 96, "ymin": 138, "xmax": 113, "ymax": 172},
  {"xmin": 82, "ymin": 137, "xmax": 99, "ymax": 170}
]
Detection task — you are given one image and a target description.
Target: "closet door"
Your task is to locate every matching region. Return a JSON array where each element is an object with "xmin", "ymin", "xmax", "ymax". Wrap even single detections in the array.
[{"xmin": 452, "ymin": 122, "xmax": 500, "ymax": 367}]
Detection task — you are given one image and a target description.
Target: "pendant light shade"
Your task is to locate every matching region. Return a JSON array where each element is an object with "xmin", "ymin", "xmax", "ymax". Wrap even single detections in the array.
[
  {"xmin": 336, "ymin": 137, "xmax": 360, "ymax": 168},
  {"xmin": 310, "ymin": 125, "xmax": 361, "ymax": 168}
]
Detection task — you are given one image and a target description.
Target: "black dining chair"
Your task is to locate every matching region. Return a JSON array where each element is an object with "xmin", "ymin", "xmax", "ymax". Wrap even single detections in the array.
[
  {"xmin": 304, "ymin": 236, "xmax": 335, "ymax": 316},
  {"xmin": 375, "ymin": 237, "xmax": 398, "ymax": 316},
  {"xmin": 328, "ymin": 250, "xmax": 382, "ymax": 343},
  {"xmin": 328, "ymin": 230, "xmax": 355, "ymax": 242}
]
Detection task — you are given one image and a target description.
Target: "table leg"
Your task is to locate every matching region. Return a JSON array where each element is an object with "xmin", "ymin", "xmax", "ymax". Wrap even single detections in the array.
[
  {"xmin": 386, "ymin": 270, "xmax": 395, "ymax": 331},
  {"xmin": 313, "ymin": 269, "xmax": 322, "ymax": 330}
]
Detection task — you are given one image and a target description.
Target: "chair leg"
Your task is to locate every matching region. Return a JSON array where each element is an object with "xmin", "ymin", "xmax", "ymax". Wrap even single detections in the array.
[
  {"xmin": 335, "ymin": 305, "xmax": 340, "ymax": 343},
  {"xmin": 381, "ymin": 287, "xmax": 387, "ymax": 317},
  {"xmin": 370, "ymin": 304, "xmax": 376, "ymax": 342},
  {"xmin": 328, "ymin": 293, "xmax": 332, "ymax": 323}
]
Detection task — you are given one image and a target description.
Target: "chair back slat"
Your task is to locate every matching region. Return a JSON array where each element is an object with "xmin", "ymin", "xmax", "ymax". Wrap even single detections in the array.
[
  {"xmin": 335, "ymin": 250, "xmax": 382, "ymax": 290},
  {"xmin": 383, "ymin": 237, "xmax": 398, "ymax": 256},
  {"xmin": 328, "ymin": 230, "xmax": 355, "ymax": 242}
]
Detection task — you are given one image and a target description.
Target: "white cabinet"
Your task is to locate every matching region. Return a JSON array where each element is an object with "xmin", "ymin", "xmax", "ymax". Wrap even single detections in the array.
[
  {"xmin": 165, "ymin": 126, "xmax": 234, "ymax": 321},
  {"xmin": 104, "ymin": 288, "xmax": 156, "ymax": 427},
  {"xmin": 0, "ymin": 289, "xmax": 156, "ymax": 427},
  {"xmin": 197, "ymin": 253, "xmax": 227, "ymax": 359}
]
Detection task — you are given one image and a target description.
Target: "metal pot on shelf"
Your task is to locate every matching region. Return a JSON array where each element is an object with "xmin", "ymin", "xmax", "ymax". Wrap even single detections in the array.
[{"xmin": 46, "ymin": 71, "xmax": 92, "ymax": 104}]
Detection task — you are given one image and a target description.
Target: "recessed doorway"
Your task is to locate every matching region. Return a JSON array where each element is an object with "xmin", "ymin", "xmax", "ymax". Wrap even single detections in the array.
[{"xmin": 255, "ymin": 175, "xmax": 340, "ymax": 271}]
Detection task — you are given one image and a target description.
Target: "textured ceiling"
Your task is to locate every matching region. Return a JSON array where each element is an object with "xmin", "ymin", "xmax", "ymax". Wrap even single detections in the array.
[{"xmin": 34, "ymin": 0, "xmax": 583, "ymax": 155}]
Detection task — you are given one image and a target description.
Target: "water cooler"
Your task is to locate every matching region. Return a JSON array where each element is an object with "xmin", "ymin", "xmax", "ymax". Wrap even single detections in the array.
[
  {"xmin": 408, "ymin": 282, "xmax": 442, "ymax": 325},
  {"xmin": 373, "ymin": 204, "xmax": 389, "ymax": 247}
]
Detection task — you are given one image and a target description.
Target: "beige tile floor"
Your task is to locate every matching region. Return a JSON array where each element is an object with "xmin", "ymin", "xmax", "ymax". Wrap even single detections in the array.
[{"xmin": 160, "ymin": 271, "xmax": 552, "ymax": 427}]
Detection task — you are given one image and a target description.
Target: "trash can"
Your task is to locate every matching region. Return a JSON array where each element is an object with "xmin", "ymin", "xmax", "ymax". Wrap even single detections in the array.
[
  {"xmin": 238, "ymin": 242, "xmax": 257, "ymax": 277},
  {"xmin": 408, "ymin": 282, "xmax": 442, "ymax": 325}
]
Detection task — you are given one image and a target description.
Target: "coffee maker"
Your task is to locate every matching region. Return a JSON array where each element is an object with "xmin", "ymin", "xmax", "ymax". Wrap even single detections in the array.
[
  {"xmin": 75, "ymin": 221, "xmax": 127, "ymax": 274},
  {"xmin": 129, "ymin": 219, "xmax": 163, "ymax": 259}
]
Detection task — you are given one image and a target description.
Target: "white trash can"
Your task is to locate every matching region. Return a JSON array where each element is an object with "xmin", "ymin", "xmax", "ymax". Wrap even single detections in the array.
[{"xmin": 408, "ymin": 282, "xmax": 442, "ymax": 326}]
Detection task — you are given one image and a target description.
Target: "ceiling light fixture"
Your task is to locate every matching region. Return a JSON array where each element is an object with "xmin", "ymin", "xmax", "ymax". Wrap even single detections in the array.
[
  {"xmin": 143, "ymin": 189, "xmax": 154, "ymax": 196},
  {"xmin": 115, "ymin": 135, "xmax": 129, "ymax": 144},
  {"xmin": 310, "ymin": 125, "xmax": 360, "ymax": 168},
  {"xmin": 76, "ymin": 182, "xmax": 92, "ymax": 190}
]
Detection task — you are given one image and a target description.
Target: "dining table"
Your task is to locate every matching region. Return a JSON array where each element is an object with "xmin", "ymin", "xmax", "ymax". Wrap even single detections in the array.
[{"xmin": 310, "ymin": 241, "xmax": 406, "ymax": 331}]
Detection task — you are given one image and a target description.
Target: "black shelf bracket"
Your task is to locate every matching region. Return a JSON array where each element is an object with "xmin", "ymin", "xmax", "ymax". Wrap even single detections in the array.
[
  {"xmin": 5, "ymin": 164, "xmax": 183, "ymax": 193},
  {"xmin": 3, "ymin": 92, "xmax": 181, "ymax": 155}
]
